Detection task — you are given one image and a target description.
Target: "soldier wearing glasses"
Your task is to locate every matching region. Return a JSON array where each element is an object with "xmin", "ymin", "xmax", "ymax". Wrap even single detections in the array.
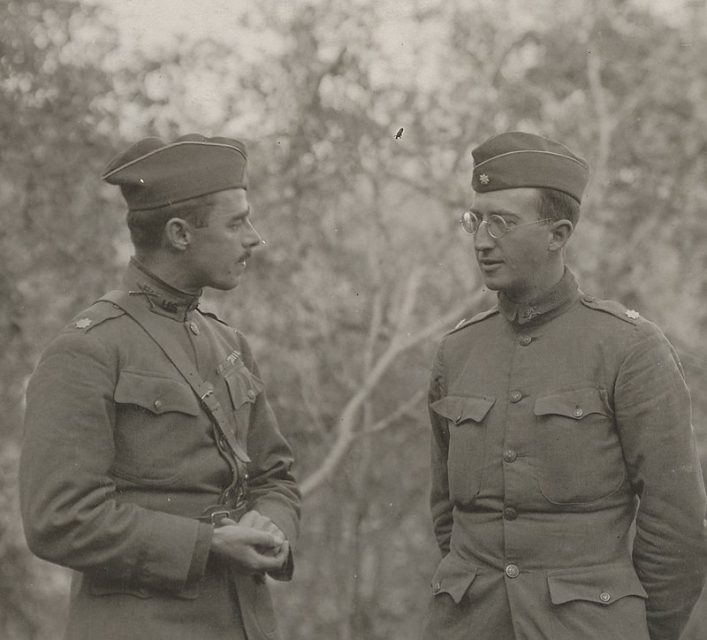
[
  {"xmin": 20, "ymin": 135, "xmax": 301, "ymax": 640},
  {"xmin": 424, "ymin": 131, "xmax": 707, "ymax": 640}
]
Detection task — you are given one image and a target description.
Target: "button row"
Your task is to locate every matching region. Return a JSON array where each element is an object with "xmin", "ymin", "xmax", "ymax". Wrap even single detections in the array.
[
  {"xmin": 503, "ymin": 507, "xmax": 518, "ymax": 521},
  {"xmin": 505, "ymin": 564, "xmax": 519, "ymax": 579}
]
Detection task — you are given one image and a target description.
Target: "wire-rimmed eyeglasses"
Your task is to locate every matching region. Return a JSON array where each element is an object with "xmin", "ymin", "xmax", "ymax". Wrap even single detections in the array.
[{"xmin": 460, "ymin": 210, "xmax": 552, "ymax": 240}]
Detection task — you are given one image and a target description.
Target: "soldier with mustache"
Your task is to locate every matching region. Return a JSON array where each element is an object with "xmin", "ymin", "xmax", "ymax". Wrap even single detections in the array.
[{"xmin": 20, "ymin": 134, "xmax": 301, "ymax": 640}]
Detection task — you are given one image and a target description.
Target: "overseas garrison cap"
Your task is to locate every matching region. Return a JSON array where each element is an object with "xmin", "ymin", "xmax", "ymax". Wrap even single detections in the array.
[
  {"xmin": 471, "ymin": 131, "xmax": 589, "ymax": 203},
  {"xmin": 102, "ymin": 134, "xmax": 248, "ymax": 211}
]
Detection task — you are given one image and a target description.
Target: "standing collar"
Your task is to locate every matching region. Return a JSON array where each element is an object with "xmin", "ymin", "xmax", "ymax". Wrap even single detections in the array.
[
  {"xmin": 498, "ymin": 268, "xmax": 579, "ymax": 326},
  {"xmin": 123, "ymin": 257, "xmax": 201, "ymax": 321}
]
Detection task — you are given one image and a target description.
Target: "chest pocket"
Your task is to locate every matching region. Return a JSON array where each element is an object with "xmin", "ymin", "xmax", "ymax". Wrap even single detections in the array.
[
  {"xmin": 112, "ymin": 369, "xmax": 200, "ymax": 484},
  {"xmin": 533, "ymin": 387, "xmax": 626, "ymax": 504},
  {"xmin": 221, "ymin": 361, "xmax": 265, "ymax": 440},
  {"xmin": 114, "ymin": 370, "xmax": 200, "ymax": 416},
  {"xmin": 431, "ymin": 395, "xmax": 495, "ymax": 504}
]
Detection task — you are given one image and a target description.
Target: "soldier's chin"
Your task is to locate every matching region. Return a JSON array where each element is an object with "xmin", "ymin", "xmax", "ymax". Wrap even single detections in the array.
[
  {"xmin": 209, "ymin": 275, "xmax": 242, "ymax": 291},
  {"xmin": 481, "ymin": 276, "xmax": 502, "ymax": 291}
]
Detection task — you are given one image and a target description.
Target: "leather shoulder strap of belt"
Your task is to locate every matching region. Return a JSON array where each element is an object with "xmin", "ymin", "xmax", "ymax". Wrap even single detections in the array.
[{"xmin": 100, "ymin": 290, "xmax": 251, "ymax": 471}]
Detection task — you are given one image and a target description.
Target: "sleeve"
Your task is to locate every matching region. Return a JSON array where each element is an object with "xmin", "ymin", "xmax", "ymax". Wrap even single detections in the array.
[
  {"xmin": 429, "ymin": 341, "xmax": 454, "ymax": 556},
  {"xmin": 614, "ymin": 322, "xmax": 707, "ymax": 640},
  {"xmin": 19, "ymin": 330, "xmax": 213, "ymax": 595},
  {"xmin": 238, "ymin": 333, "xmax": 301, "ymax": 581}
]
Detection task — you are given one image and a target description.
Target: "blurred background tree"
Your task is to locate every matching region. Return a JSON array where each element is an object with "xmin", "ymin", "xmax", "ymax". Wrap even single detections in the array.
[{"xmin": 2, "ymin": 0, "xmax": 706, "ymax": 638}]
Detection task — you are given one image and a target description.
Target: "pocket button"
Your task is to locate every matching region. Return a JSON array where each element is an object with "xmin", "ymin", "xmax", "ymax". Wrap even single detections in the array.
[
  {"xmin": 600, "ymin": 591, "xmax": 611, "ymax": 603},
  {"xmin": 573, "ymin": 407, "xmax": 584, "ymax": 418},
  {"xmin": 153, "ymin": 399, "xmax": 163, "ymax": 410}
]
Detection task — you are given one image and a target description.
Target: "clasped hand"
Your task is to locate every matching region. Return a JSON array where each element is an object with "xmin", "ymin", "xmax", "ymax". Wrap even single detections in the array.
[{"xmin": 210, "ymin": 509, "xmax": 289, "ymax": 574}]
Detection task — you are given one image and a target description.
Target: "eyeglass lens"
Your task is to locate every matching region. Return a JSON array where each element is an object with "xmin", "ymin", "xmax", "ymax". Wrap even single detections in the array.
[{"xmin": 461, "ymin": 211, "xmax": 509, "ymax": 238}]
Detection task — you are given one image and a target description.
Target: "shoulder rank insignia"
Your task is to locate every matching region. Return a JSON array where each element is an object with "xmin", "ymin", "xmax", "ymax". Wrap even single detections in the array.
[
  {"xmin": 75, "ymin": 318, "xmax": 92, "ymax": 329},
  {"xmin": 625, "ymin": 309, "xmax": 640, "ymax": 320}
]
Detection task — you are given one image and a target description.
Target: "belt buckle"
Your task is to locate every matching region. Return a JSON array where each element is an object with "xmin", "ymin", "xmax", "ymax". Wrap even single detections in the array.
[{"xmin": 209, "ymin": 509, "xmax": 231, "ymax": 526}]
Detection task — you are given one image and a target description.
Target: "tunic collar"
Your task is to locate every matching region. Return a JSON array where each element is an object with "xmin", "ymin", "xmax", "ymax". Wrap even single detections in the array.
[
  {"xmin": 123, "ymin": 257, "xmax": 201, "ymax": 321},
  {"xmin": 498, "ymin": 268, "xmax": 579, "ymax": 326}
]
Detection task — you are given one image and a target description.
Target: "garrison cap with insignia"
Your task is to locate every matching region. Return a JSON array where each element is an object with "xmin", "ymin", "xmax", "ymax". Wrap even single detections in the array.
[
  {"xmin": 471, "ymin": 131, "xmax": 590, "ymax": 203},
  {"xmin": 102, "ymin": 134, "xmax": 248, "ymax": 211}
]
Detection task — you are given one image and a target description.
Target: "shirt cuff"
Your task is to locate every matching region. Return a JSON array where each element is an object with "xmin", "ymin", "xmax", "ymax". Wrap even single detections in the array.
[{"xmin": 185, "ymin": 522, "xmax": 214, "ymax": 588}]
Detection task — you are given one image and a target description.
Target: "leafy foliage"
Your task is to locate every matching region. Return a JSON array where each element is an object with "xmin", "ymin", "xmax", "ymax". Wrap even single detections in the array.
[{"xmin": 2, "ymin": 1, "xmax": 706, "ymax": 638}]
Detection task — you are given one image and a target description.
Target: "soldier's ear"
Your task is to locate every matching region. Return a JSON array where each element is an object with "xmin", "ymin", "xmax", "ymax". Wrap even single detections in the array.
[
  {"xmin": 164, "ymin": 218, "xmax": 191, "ymax": 251},
  {"xmin": 548, "ymin": 219, "xmax": 573, "ymax": 252}
]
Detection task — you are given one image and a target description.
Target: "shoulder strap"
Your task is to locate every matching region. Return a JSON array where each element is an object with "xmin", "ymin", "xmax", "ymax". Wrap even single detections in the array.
[
  {"xmin": 446, "ymin": 306, "xmax": 499, "ymax": 336},
  {"xmin": 101, "ymin": 290, "xmax": 251, "ymax": 470}
]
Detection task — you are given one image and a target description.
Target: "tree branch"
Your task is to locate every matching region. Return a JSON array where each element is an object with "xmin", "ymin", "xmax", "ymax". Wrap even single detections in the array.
[
  {"xmin": 355, "ymin": 388, "xmax": 427, "ymax": 438},
  {"xmin": 301, "ymin": 282, "xmax": 479, "ymax": 497}
]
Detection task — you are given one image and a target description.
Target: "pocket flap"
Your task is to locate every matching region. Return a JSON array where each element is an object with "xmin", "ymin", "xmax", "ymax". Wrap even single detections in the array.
[
  {"xmin": 430, "ymin": 554, "xmax": 478, "ymax": 604},
  {"xmin": 548, "ymin": 564, "xmax": 647, "ymax": 606},
  {"xmin": 534, "ymin": 387, "xmax": 610, "ymax": 420},
  {"xmin": 225, "ymin": 367, "xmax": 265, "ymax": 409},
  {"xmin": 431, "ymin": 395, "xmax": 495, "ymax": 424},
  {"xmin": 114, "ymin": 370, "xmax": 200, "ymax": 416}
]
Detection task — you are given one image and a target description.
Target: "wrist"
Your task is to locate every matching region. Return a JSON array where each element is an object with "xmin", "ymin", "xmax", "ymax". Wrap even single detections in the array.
[{"xmin": 210, "ymin": 525, "xmax": 226, "ymax": 555}]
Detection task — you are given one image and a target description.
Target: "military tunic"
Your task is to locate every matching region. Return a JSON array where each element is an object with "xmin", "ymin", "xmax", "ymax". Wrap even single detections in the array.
[
  {"xmin": 424, "ymin": 269, "xmax": 707, "ymax": 640},
  {"xmin": 20, "ymin": 259, "xmax": 301, "ymax": 640}
]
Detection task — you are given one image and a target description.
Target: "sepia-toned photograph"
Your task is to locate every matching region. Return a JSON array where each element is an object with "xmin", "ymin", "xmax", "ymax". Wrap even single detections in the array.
[{"xmin": 2, "ymin": 1, "xmax": 706, "ymax": 639}]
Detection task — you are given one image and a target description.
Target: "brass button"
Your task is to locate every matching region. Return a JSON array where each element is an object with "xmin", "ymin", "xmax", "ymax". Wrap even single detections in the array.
[
  {"xmin": 510, "ymin": 390, "xmax": 522, "ymax": 403},
  {"xmin": 600, "ymin": 591, "xmax": 611, "ymax": 603},
  {"xmin": 432, "ymin": 581, "xmax": 442, "ymax": 594},
  {"xmin": 247, "ymin": 389, "xmax": 256, "ymax": 400},
  {"xmin": 153, "ymin": 399, "xmax": 163, "ymax": 411},
  {"xmin": 519, "ymin": 335, "xmax": 532, "ymax": 346},
  {"xmin": 503, "ymin": 449, "xmax": 518, "ymax": 463},
  {"xmin": 503, "ymin": 507, "xmax": 518, "ymax": 521},
  {"xmin": 505, "ymin": 564, "xmax": 520, "ymax": 579},
  {"xmin": 189, "ymin": 321, "xmax": 200, "ymax": 335},
  {"xmin": 574, "ymin": 407, "xmax": 584, "ymax": 418}
]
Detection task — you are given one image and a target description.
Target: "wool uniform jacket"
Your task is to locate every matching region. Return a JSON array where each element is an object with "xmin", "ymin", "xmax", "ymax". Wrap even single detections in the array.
[
  {"xmin": 424, "ymin": 269, "xmax": 707, "ymax": 640},
  {"xmin": 20, "ymin": 261, "xmax": 301, "ymax": 640}
]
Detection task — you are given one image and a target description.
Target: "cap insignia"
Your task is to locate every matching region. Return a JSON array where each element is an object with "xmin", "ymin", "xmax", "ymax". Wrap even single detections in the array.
[
  {"xmin": 625, "ymin": 309, "xmax": 640, "ymax": 320},
  {"xmin": 479, "ymin": 173, "xmax": 490, "ymax": 185},
  {"xmin": 75, "ymin": 318, "xmax": 92, "ymax": 329}
]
